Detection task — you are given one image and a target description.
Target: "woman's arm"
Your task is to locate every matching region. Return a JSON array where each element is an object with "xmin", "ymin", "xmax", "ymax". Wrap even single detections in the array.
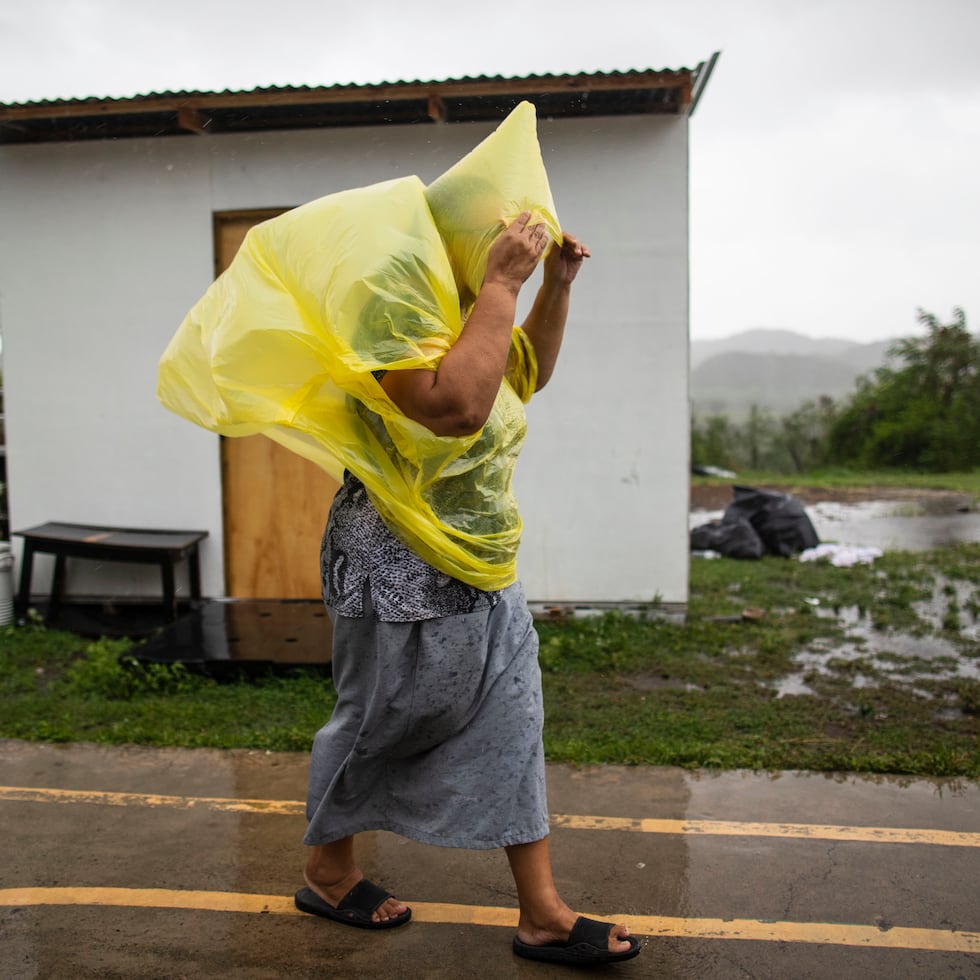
[
  {"xmin": 381, "ymin": 212, "xmax": 548, "ymax": 436},
  {"xmin": 519, "ymin": 233, "xmax": 591, "ymax": 391}
]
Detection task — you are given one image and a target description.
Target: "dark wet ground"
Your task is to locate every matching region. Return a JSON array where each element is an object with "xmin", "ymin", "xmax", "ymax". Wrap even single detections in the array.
[
  {"xmin": 2, "ymin": 741, "xmax": 978, "ymax": 979},
  {"xmin": 3, "ymin": 488, "xmax": 978, "ymax": 974}
]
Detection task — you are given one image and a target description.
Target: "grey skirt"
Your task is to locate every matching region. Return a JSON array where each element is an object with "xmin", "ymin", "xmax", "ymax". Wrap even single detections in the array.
[{"xmin": 303, "ymin": 580, "xmax": 549, "ymax": 849}]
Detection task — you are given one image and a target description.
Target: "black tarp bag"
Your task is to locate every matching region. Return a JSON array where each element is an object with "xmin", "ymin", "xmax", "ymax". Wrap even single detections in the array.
[
  {"xmin": 722, "ymin": 485, "xmax": 819, "ymax": 557},
  {"xmin": 690, "ymin": 518, "xmax": 766, "ymax": 559}
]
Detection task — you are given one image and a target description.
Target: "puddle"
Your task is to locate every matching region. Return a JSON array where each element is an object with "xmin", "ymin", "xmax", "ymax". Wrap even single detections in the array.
[
  {"xmin": 806, "ymin": 500, "xmax": 980, "ymax": 551},
  {"xmin": 773, "ymin": 671, "xmax": 817, "ymax": 697},
  {"xmin": 772, "ymin": 640, "xmax": 980, "ymax": 698},
  {"xmin": 914, "ymin": 578, "xmax": 980, "ymax": 641},
  {"xmin": 771, "ymin": 588, "xmax": 980, "ymax": 699},
  {"xmin": 813, "ymin": 588, "xmax": 979, "ymax": 644},
  {"xmin": 689, "ymin": 498, "xmax": 980, "ymax": 702},
  {"xmin": 690, "ymin": 499, "xmax": 980, "ymax": 552},
  {"xmin": 622, "ymin": 672, "xmax": 704, "ymax": 693}
]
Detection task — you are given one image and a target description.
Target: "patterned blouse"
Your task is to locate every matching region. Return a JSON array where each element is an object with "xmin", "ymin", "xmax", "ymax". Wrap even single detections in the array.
[{"xmin": 320, "ymin": 470, "xmax": 502, "ymax": 623}]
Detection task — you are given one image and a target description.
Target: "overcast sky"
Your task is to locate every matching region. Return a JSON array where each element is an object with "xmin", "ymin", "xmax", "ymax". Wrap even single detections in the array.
[{"xmin": 2, "ymin": 0, "xmax": 977, "ymax": 343}]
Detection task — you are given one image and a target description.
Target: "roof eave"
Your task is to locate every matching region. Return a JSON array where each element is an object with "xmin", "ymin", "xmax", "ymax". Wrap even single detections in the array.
[{"xmin": 0, "ymin": 65, "xmax": 712, "ymax": 146}]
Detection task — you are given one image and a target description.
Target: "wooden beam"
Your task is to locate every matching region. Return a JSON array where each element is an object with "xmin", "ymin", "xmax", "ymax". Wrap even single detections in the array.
[
  {"xmin": 427, "ymin": 93, "xmax": 447, "ymax": 123},
  {"xmin": 177, "ymin": 106, "xmax": 211, "ymax": 134}
]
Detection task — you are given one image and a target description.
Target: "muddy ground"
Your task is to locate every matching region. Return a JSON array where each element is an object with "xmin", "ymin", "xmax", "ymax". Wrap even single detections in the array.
[{"xmin": 690, "ymin": 482, "xmax": 977, "ymax": 513}]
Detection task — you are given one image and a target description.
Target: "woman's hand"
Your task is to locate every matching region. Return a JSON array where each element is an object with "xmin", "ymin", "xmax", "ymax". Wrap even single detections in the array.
[
  {"xmin": 543, "ymin": 232, "xmax": 591, "ymax": 288},
  {"xmin": 483, "ymin": 211, "xmax": 551, "ymax": 295},
  {"xmin": 520, "ymin": 230, "xmax": 590, "ymax": 391},
  {"xmin": 380, "ymin": 215, "xmax": 545, "ymax": 436},
  {"xmin": 380, "ymin": 214, "xmax": 582, "ymax": 436}
]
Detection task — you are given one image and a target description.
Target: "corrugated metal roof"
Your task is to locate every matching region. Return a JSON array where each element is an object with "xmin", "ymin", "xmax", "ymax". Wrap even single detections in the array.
[{"xmin": 0, "ymin": 63, "xmax": 716, "ymax": 145}]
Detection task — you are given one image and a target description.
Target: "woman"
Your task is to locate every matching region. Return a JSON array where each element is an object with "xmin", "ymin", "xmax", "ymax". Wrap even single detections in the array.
[{"xmin": 296, "ymin": 212, "xmax": 641, "ymax": 966}]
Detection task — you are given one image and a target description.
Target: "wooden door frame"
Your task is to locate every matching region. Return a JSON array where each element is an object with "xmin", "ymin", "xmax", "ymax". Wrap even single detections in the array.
[
  {"xmin": 214, "ymin": 209, "xmax": 289, "ymax": 596},
  {"xmin": 214, "ymin": 207, "xmax": 340, "ymax": 600}
]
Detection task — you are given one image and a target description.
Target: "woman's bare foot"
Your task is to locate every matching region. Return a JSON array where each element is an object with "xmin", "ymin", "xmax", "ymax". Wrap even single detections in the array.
[
  {"xmin": 305, "ymin": 844, "xmax": 407, "ymax": 924},
  {"xmin": 506, "ymin": 838, "xmax": 633, "ymax": 955},
  {"xmin": 516, "ymin": 899, "xmax": 633, "ymax": 954}
]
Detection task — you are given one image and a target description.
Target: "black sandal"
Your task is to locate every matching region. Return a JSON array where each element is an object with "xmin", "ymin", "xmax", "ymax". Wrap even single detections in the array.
[
  {"xmin": 294, "ymin": 880, "xmax": 411, "ymax": 930},
  {"xmin": 513, "ymin": 915, "xmax": 642, "ymax": 964}
]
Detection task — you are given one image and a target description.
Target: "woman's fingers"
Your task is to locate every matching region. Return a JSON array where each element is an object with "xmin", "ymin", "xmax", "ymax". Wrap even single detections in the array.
[
  {"xmin": 538, "ymin": 231, "xmax": 590, "ymax": 286},
  {"xmin": 511, "ymin": 211, "xmax": 546, "ymax": 242},
  {"xmin": 485, "ymin": 216, "xmax": 548, "ymax": 288},
  {"xmin": 560, "ymin": 232, "xmax": 590, "ymax": 258}
]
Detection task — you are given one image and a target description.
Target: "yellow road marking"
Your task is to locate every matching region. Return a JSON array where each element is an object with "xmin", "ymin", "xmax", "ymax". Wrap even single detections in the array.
[
  {"xmin": 0, "ymin": 888, "xmax": 977, "ymax": 953},
  {"xmin": 0, "ymin": 785, "xmax": 304, "ymax": 816},
  {"xmin": 1, "ymin": 785, "xmax": 977, "ymax": 848},
  {"xmin": 550, "ymin": 814, "xmax": 980, "ymax": 848}
]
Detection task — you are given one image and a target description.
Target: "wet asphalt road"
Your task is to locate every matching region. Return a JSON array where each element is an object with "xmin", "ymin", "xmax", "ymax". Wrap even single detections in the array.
[{"xmin": 1, "ymin": 740, "xmax": 978, "ymax": 979}]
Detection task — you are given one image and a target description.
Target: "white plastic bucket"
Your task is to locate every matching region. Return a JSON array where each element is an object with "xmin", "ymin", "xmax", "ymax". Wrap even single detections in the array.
[{"xmin": 0, "ymin": 543, "xmax": 14, "ymax": 626}]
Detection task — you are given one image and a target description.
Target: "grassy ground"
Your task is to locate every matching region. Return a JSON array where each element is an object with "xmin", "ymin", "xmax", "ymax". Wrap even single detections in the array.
[
  {"xmin": 697, "ymin": 468, "xmax": 980, "ymax": 497},
  {"xmin": 539, "ymin": 544, "xmax": 979, "ymax": 776},
  {"xmin": 3, "ymin": 542, "xmax": 978, "ymax": 777}
]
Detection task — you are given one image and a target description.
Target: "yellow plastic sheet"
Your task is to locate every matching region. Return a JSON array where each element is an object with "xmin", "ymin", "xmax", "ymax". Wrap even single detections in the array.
[
  {"xmin": 158, "ymin": 102, "xmax": 560, "ymax": 590},
  {"xmin": 426, "ymin": 100, "xmax": 561, "ymax": 303}
]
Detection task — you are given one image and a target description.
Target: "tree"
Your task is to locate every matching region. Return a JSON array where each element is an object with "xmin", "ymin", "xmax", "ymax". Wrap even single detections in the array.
[
  {"xmin": 692, "ymin": 405, "xmax": 799, "ymax": 474},
  {"xmin": 743, "ymin": 404, "xmax": 777, "ymax": 471},
  {"xmin": 691, "ymin": 414, "xmax": 739, "ymax": 470},
  {"xmin": 779, "ymin": 396, "xmax": 836, "ymax": 473},
  {"xmin": 828, "ymin": 308, "xmax": 980, "ymax": 471}
]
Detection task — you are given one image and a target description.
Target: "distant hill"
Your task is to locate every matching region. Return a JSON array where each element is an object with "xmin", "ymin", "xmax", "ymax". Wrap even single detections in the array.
[{"xmin": 691, "ymin": 329, "xmax": 898, "ymax": 418}]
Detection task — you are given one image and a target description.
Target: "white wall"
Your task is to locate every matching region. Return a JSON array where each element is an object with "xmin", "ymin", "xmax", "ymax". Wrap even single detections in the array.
[
  {"xmin": 0, "ymin": 138, "xmax": 224, "ymax": 600},
  {"xmin": 0, "ymin": 112, "xmax": 689, "ymax": 606},
  {"xmin": 519, "ymin": 116, "xmax": 691, "ymax": 605}
]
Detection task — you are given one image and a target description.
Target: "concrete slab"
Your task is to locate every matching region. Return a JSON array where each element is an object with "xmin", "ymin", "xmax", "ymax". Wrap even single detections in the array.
[{"xmin": 1, "ymin": 740, "xmax": 978, "ymax": 979}]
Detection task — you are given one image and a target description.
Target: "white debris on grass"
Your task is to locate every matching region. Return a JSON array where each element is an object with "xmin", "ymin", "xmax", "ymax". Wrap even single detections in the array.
[{"xmin": 799, "ymin": 543, "xmax": 884, "ymax": 567}]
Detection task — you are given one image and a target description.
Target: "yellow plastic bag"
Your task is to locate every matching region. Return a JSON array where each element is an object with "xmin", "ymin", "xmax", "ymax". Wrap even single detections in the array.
[
  {"xmin": 158, "ymin": 175, "xmax": 460, "ymax": 451},
  {"xmin": 425, "ymin": 100, "xmax": 562, "ymax": 303},
  {"xmin": 158, "ymin": 102, "xmax": 557, "ymax": 590}
]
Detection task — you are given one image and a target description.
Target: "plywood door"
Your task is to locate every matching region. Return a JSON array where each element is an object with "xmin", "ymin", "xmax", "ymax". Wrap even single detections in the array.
[{"xmin": 216, "ymin": 212, "xmax": 341, "ymax": 598}]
